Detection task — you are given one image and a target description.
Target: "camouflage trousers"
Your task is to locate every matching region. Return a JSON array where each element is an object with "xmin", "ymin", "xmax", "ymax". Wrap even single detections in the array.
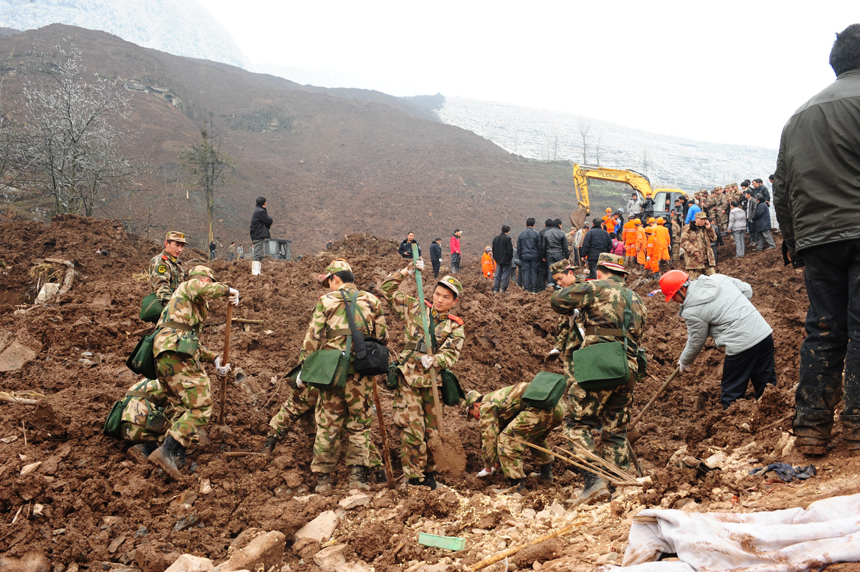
[
  {"xmin": 269, "ymin": 385, "xmax": 318, "ymax": 436},
  {"xmin": 155, "ymin": 351, "xmax": 213, "ymax": 447},
  {"xmin": 120, "ymin": 379, "xmax": 171, "ymax": 443},
  {"xmin": 311, "ymin": 373, "xmax": 376, "ymax": 474},
  {"xmin": 565, "ymin": 376, "xmax": 634, "ymax": 471},
  {"xmin": 392, "ymin": 382, "xmax": 438, "ymax": 479},
  {"xmin": 495, "ymin": 402, "xmax": 565, "ymax": 479},
  {"xmin": 686, "ymin": 266, "xmax": 716, "ymax": 280}
]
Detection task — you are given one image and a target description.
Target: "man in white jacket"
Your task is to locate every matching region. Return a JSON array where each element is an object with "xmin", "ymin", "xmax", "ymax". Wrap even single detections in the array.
[
  {"xmin": 660, "ymin": 270, "xmax": 777, "ymax": 409},
  {"xmin": 727, "ymin": 200, "xmax": 747, "ymax": 258}
]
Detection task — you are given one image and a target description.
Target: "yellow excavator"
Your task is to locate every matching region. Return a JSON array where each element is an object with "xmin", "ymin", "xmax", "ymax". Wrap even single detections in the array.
[{"xmin": 570, "ymin": 163, "xmax": 685, "ymax": 228}]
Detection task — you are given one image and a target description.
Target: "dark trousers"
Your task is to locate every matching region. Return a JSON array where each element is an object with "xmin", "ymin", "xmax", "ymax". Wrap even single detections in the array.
[
  {"xmin": 209, "ymin": 249, "xmax": 216, "ymax": 260},
  {"xmin": 721, "ymin": 334, "xmax": 777, "ymax": 409},
  {"xmin": 522, "ymin": 259, "xmax": 541, "ymax": 292},
  {"xmin": 796, "ymin": 239, "xmax": 860, "ymax": 442},
  {"xmin": 587, "ymin": 258, "xmax": 599, "ymax": 280},
  {"xmin": 493, "ymin": 263, "xmax": 512, "ymax": 292},
  {"xmin": 546, "ymin": 251, "xmax": 564, "ymax": 289},
  {"xmin": 253, "ymin": 239, "xmax": 265, "ymax": 262},
  {"xmin": 431, "ymin": 260, "xmax": 441, "ymax": 278},
  {"xmin": 450, "ymin": 253, "xmax": 461, "ymax": 274}
]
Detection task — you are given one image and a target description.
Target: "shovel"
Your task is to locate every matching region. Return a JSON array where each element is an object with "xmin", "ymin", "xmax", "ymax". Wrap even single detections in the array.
[
  {"xmin": 625, "ymin": 366, "xmax": 680, "ymax": 477},
  {"xmin": 412, "ymin": 244, "xmax": 466, "ymax": 477},
  {"xmin": 371, "ymin": 376, "xmax": 395, "ymax": 488},
  {"xmin": 214, "ymin": 304, "xmax": 234, "ymax": 437}
]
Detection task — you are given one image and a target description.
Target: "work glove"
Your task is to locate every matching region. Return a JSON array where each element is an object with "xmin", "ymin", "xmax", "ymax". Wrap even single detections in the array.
[
  {"xmin": 573, "ymin": 309, "xmax": 580, "ymax": 319},
  {"xmin": 477, "ymin": 467, "xmax": 496, "ymax": 478},
  {"xmin": 214, "ymin": 355, "xmax": 232, "ymax": 377},
  {"xmin": 421, "ymin": 354, "xmax": 438, "ymax": 369},
  {"xmin": 678, "ymin": 361, "xmax": 688, "ymax": 375},
  {"xmin": 414, "ymin": 258, "xmax": 425, "ymax": 272},
  {"xmin": 296, "ymin": 371, "xmax": 306, "ymax": 389},
  {"xmin": 228, "ymin": 288, "xmax": 240, "ymax": 306},
  {"xmin": 546, "ymin": 348, "xmax": 561, "ymax": 361}
]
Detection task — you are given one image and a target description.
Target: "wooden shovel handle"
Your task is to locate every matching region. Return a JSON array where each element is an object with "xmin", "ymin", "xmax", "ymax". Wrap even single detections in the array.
[{"xmin": 218, "ymin": 304, "xmax": 233, "ymax": 425}]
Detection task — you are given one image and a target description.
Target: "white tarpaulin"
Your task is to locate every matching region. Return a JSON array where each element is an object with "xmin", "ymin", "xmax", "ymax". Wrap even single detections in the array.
[{"xmin": 600, "ymin": 493, "xmax": 860, "ymax": 571}]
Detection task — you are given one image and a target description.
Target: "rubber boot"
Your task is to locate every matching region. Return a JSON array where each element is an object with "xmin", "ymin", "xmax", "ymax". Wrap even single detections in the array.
[
  {"xmin": 579, "ymin": 471, "xmax": 610, "ymax": 504},
  {"xmin": 314, "ymin": 473, "xmax": 332, "ymax": 493},
  {"xmin": 261, "ymin": 434, "xmax": 279, "ymax": 455},
  {"xmin": 348, "ymin": 466, "xmax": 370, "ymax": 491},
  {"xmin": 128, "ymin": 442, "xmax": 157, "ymax": 464},
  {"xmin": 509, "ymin": 477, "xmax": 525, "ymax": 492},
  {"xmin": 148, "ymin": 435, "xmax": 185, "ymax": 481},
  {"xmin": 424, "ymin": 471, "xmax": 438, "ymax": 491},
  {"xmin": 374, "ymin": 468, "xmax": 387, "ymax": 484},
  {"xmin": 539, "ymin": 463, "xmax": 554, "ymax": 484}
]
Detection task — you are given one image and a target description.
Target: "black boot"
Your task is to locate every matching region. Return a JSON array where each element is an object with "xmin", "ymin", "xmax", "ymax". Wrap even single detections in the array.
[
  {"xmin": 509, "ymin": 477, "xmax": 525, "ymax": 492},
  {"xmin": 374, "ymin": 468, "xmax": 387, "ymax": 483},
  {"xmin": 579, "ymin": 471, "xmax": 609, "ymax": 504},
  {"xmin": 315, "ymin": 473, "xmax": 332, "ymax": 493},
  {"xmin": 539, "ymin": 463, "xmax": 554, "ymax": 484},
  {"xmin": 424, "ymin": 471, "xmax": 438, "ymax": 491},
  {"xmin": 262, "ymin": 434, "xmax": 279, "ymax": 455},
  {"xmin": 148, "ymin": 435, "xmax": 185, "ymax": 481},
  {"xmin": 128, "ymin": 442, "xmax": 158, "ymax": 464},
  {"xmin": 349, "ymin": 465, "xmax": 370, "ymax": 490}
]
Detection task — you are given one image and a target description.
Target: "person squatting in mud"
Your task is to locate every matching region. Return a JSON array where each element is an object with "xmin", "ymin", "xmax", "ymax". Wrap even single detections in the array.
[
  {"xmin": 147, "ymin": 265, "xmax": 241, "ymax": 479},
  {"xmin": 381, "ymin": 259, "xmax": 465, "ymax": 490},
  {"xmin": 550, "ymin": 253, "xmax": 647, "ymax": 504},
  {"xmin": 464, "ymin": 383, "xmax": 564, "ymax": 491}
]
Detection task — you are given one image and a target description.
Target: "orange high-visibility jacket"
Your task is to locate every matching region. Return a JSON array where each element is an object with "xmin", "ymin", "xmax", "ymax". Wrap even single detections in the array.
[
  {"xmin": 646, "ymin": 230, "xmax": 660, "ymax": 272},
  {"xmin": 481, "ymin": 252, "xmax": 496, "ymax": 278},
  {"xmin": 655, "ymin": 224, "xmax": 671, "ymax": 260},
  {"xmin": 636, "ymin": 226, "xmax": 648, "ymax": 264},
  {"xmin": 603, "ymin": 215, "xmax": 618, "ymax": 235}
]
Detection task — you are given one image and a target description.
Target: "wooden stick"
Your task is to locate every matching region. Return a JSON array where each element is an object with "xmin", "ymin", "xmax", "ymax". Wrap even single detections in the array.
[
  {"xmin": 413, "ymin": 244, "xmax": 444, "ymax": 425},
  {"xmin": 565, "ymin": 438, "xmax": 633, "ymax": 482},
  {"xmin": 371, "ymin": 377, "xmax": 395, "ymax": 488},
  {"xmin": 224, "ymin": 451, "xmax": 262, "ymax": 457},
  {"xmin": 218, "ymin": 304, "xmax": 233, "ymax": 425},
  {"xmin": 629, "ymin": 367, "xmax": 680, "ymax": 430},
  {"xmin": 522, "ymin": 442, "xmax": 636, "ymax": 486},
  {"xmin": 232, "ymin": 318, "xmax": 263, "ymax": 325},
  {"xmin": 469, "ymin": 523, "xmax": 579, "ymax": 571},
  {"xmin": 22, "ymin": 420, "xmax": 26, "ymax": 447},
  {"xmin": 0, "ymin": 394, "xmax": 38, "ymax": 406}
]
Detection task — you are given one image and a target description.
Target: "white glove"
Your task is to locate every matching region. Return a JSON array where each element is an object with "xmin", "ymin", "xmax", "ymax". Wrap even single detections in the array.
[
  {"xmin": 421, "ymin": 354, "xmax": 437, "ymax": 369},
  {"xmin": 214, "ymin": 355, "xmax": 231, "ymax": 377},
  {"xmin": 678, "ymin": 361, "xmax": 687, "ymax": 374},
  {"xmin": 415, "ymin": 258, "xmax": 425, "ymax": 272},
  {"xmin": 477, "ymin": 467, "xmax": 496, "ymax": 478},
  {"xmin": 228, "ymin": 288, "xmax": 240, "ymax": 306},
  {"xmin": 573, "ymin": 309, "xmax": 580, "ymax": 319},
  {"xmin": 546, "ymin": 348, "xmax": 560, "ymax": 360},
  {"xmin": 296, "ymin": 371, "xmax": 306, "ymax": 389}
]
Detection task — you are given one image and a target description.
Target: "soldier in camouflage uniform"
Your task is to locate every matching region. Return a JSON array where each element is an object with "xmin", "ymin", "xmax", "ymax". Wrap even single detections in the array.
[
  {"xmin": 289, "ymin": 259, "xmax": 388, "ymax": 493},
  {"xmin": 465, "ymin": 384, "xmax": 564, "ymax": 489},
  {"xmin": 148, "ymin": 265, "xmax": 239, "ymax": 480},
  {"xmin": 550, "ymin": 253, "xmax": 646, "ymax": 503},
  {"xmin": 381, "ymin": 261, "xmax": 465, "ymax": 489},
  {"xmin": 546, "ymin": 260, "xmax": 583, "ymax": 370},
  {"xmin": 149, "ymin": 231, "xmax": 188, "ymax": 307},
  {"xmin": 680, "ymin": 212, "xmax": 719, "ymax": 280},
  {"xmin": 118, "ymin": 378, "xmax": 171, "ymax": 463}
]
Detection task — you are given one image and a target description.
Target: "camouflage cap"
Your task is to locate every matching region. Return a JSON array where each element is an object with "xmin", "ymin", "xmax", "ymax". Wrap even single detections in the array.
[
  {"xmin": 437, "ymin": 275, "xmax": 462, "ymax": 298},
  {"xmin": 323, "ymin": 258, "xmax": 352, "ymax": 281},
  {"xmin": 597, "ymin": 252, "xmax": 628, "ymax": 274},
  {"xmin": 188, "ymin": 265, "xmax": 216, "ymax": 281},
  {"xmin": 165, "ymin": 231, "xmax": 188, "ymax": 244},
  {"xmin": 549, "ymin": 259, "xmax": 575, "ymax": 275},
  {"xmin": 695, "ymin": 211, "xmax": 708, "ymax": 220},
  {"xmin": 713, "ymin": 186, "xmax": 723, "ymax": 192},
  {"xmin": 464, "ymin": 390, "xmax": 482, "ymax": 411}
]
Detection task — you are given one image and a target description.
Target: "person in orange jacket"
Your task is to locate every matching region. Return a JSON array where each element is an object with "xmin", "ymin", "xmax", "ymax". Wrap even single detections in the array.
[
  {"xmin": 635, "ymin": 219, "xmax": 648, "ymax": 269},
  {"xmin": 645, "ymin": 226, "xmax": 659, "ymax": 277},
  {"xmin": 623, "ymin": 218, "xmax": 637, "ymax": 266},
  {"xmin": 481, "ymin": 246, "xmax": 496, "ymax": 279},
  {"xmin": 602, "ymin": 208, "xmax": 618, "ymax": 235},
  {"xmin": 655, "ymin": 217, "xmax": 672, "ymax": 271}
]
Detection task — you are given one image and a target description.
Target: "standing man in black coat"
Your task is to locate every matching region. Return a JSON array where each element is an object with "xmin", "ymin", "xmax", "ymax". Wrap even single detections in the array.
[
  {"xmin": 517, "ymin": 218, "xmax": 543, "ymax": 293},
  {"xmin": 543, "ymin": 219, "xmax": 570, "ymax": 290},
  {"xmin": 430, "ymin": 238, "xmax": 442, "ymax": 278},
  {"xmin": 492, "ymin": 225, "xmax": 514, "ymax": 293},
  {"xmin": 250, "ymin": 197, "xmax": 273, "ymax": 262},
  {"xmin": 579, "ymin": 218, "xmax": 613, "ymax": 279}
]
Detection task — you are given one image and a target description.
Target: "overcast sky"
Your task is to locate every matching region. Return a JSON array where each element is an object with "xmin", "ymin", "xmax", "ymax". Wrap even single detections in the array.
[{"xmin": 197, "ymin": 0, "xmax": 856, "ymax": 149}]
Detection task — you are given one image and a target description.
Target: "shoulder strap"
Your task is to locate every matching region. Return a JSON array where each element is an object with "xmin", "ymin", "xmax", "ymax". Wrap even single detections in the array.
[
  {"xmin": 621, "ymin": 287, "xmax": 634, "ymax": 352},
  {"xmin": 341, "ymin": 289, "xmax": 367, "ymax": 359}
]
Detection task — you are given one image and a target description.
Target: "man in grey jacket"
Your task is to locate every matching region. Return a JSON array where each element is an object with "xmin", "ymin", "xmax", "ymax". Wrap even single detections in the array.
[
  {"xmin": 774, "ymin": 24, "xmax": 860, "ymax": 456},
  {"xmin": 660, "ymin": 270, "xmax": 776, "ymax": 410}
]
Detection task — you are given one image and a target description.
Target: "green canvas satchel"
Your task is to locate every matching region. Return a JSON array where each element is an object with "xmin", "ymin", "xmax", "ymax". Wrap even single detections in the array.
[
  {"xmin": 522, "ymin": 371, "xmax": 567, "ymax": 410},
  {"xmin": 103, "ymin": 395, "xmax": 134, "ymax": 440},
  {"xmin": 126, "ymin": 330, "xmax": 159, "ymax": 380},
  {"xmin": 440, "ymin": 369, "xmax": 465, "ymax": 406},
  {"xmin": 139, "ymin": 293, "xmax": 164, "ymax": 323}
]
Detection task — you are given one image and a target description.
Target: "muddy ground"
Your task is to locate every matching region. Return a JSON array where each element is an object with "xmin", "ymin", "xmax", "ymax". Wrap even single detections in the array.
[{"xmin": 1, "ymin": 215, "xmax": 858, "ymax": 572}]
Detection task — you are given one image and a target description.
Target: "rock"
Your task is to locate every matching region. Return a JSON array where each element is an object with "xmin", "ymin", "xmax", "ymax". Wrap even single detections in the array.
[
  {"xmin": 295, "ymin": 510, "xmax": 339, "ymax": 542},
  {"xmin": 135, "ymin": 543, "xmax": 182, "ymax": 572},
  {"xmin": 521, "ymin": 508, "xmax": 536, "ymax": 520},
  {"xmin": 338, "ymin": 493, "xmax": 371, "ymax": 510},
  {"xmin": 705, "ymin": 452, "xmax": 727, "ymax": 469},
  {"xmin": 312, "ymin": 544, "xmax": 346, "ymax": 571},
  {"xmin": 200, "ymin": 479, "xmax": 212, "ymax": 495},
  {"xmin": 219, "ymin": 531, "xmax": 285, "ymax": 572},
  {"xmin": 284, "ymin": 470, "xmax": 303, "ymax": 489},
  {"xmin": 0, "ymin": 551, "xmax": 51, "ymax": 572},
  {"xmin": 165, "ymin": 555, "xmax": 214, "ymax": 572},
  {"xmin": 415, "ymin": 565, "xmax": 447, "ymax": 572},
  {"xmin": 0, "ymin": 341, "xmax": 37, "ymax": 372},
  {"xmin": 548, "ymin": 501, "xmax": 565, "ymax": 517},
  {"xmin": 595, "ymin": 552, "xmax": 618, "ymax": 564},
  {"xmin": 108, "ymin": 534, "xmax": 127, "ymax": 553},
  {"xmin": 36, "ymin": 283, "xmax": 60, "ymax": 304},
  {"xmin": 291, "ymin": 538, "xmax": 320, "ymax": 560},
  {"xmin": 20, "ymin": 462, "xmax": 42, "ymax": 477},
  {"xmin": 338, "ymin": 563, "xmax": 372, "ymax": 572},
  {"xmin": 535, "ymin": 510, "xmax": 552, "ymax": 522}
]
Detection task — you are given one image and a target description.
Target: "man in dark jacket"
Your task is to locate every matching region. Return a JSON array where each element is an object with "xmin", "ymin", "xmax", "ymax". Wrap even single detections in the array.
[
  {"xmin": 752, "ymin": 195, "xmax": 775, "ymax": 250},
  {"xmin": 398, "ymin": 232, "xmax": 420, "ymax": 259},
  {"xmin": 774, "ymin": 24, "xmax": 860, "ymax": 456},
  {"xmin": 743, "ymin": 189, "xmax": 758, "ymax": 246},
  {"xmin": 579, "ymin": 218, "xmax": 612, "ymax": 279},
  {"xmin": 492, "ymin": 225, "xmax": 514, "ymax": 293},
  {"xmin": 538, "ymin": 219, "xmax": 554, "ymax": 291},
  {"xmin": 429, "ymin": 238, "xmax": 442, "ymax": 278},
  {"xmin": 543, "ymin": 219, "xmax": 570, "ymax": 290},
  {"xmin": 250, "ymin": 197, "xmax": 273, "ymax": 262},
  {"xmin": 209, "ymin": 241, "xmax": 216, "ymax": 260},
  {"xmin": 516, "ymin": 218, "xmax": 542, "ymax": 293}
]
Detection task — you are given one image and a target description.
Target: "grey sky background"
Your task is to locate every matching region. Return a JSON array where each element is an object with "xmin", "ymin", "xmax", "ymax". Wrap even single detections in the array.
[{"xmin": 197, "ymin": 0, "xmax": 855, "ymax": 149}]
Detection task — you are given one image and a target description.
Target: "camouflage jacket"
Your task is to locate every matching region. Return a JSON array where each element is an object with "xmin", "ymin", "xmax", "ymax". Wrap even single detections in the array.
[
  {"xmin": 298, "ymin": 282, "xmax": 388, "ymax": 362},
  {"xmin": 550, "ymin": 275, "xmax": 647, "ymax": 373},
  {"xmin": 479, "ymin": 382, "xmax": 529, "ymax": 467},
  {"xmin": 153, "ymin": 277, "xmax": 230, "ymax": 362},
  {"xmin": 149, "ymin": 250, "xmax": 186, "ymax": 305},
  {"xmin": 680, "ymin": 224, "xmax": 718, "ymax": 269},
  {"xmin": 553, "ymin": 314, "xmax": 584, "ymax": 380},
  {"xmin": 702, "ymin": 195, "xmax": 717, "ymax": 218},
  {"xmin": 381, "ymin": 270, "xmax": 465, "ymax": 388},
  {"xmin": 121, "ymin": 378, "xmax": 171, "ymax": 426}
]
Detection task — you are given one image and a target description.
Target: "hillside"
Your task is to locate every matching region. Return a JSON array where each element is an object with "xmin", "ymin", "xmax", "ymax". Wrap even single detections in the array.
[{"xmin": 0, "ymin": 24, "xmax": 618, "ymax": 257}]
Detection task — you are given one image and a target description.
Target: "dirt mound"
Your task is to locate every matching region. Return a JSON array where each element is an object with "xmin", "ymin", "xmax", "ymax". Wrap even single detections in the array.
[{"xmin": 0, "ymin": 217, "xmax": 839, "ymax": 570}]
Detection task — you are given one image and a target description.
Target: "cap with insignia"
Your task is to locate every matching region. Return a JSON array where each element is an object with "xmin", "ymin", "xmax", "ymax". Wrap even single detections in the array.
[
  {"xmin": 549, "ymin": 259, "xmax": 575, "ymax": 275},
  {"xmin": 165, "ymin": 231, "xmax": 188, "ymax": 244},
  {"xmin": 597, "ymin": 252, "xmax": 628, "ymax": 274},
  {"xmin": 323, "ymin": 258, "xmax": 352, "ymax": 282},
  {"xmin": 437, "ymin": 275, "xmax": 462, "ymax": 298},
  {"xmin": 464, "ymin": 390, "xmax": 482, "ymax": 411},
  {"xmin": 188, "ymin": 265, "xmax": 216, "ymax": 281},
  {"xmin": 695, "ymin": 211, "xmax": 707, "ymax": 220}
]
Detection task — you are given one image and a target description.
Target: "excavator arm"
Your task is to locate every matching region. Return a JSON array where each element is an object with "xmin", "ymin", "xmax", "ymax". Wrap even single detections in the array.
[{"xmin": 570, "ymin": 163, "xmax": 654, "ymax": 227}]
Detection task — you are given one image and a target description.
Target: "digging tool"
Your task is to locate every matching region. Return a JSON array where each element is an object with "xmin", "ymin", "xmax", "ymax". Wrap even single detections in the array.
[
  {"xmin": 371, "ymin": 376, "xmax": 395, "ymax": 488},
  {"xmin": 470, "ymin": 522, "xmax": 581, "ymax": 571},
  {"xmin": 624, "ymin": 366, "xmax": 680, "ymax": 477},
  {"xmin": 412, "ymin": 244, "xmax": 466, "ymax": 477},
  {"xmin": 215, "ymin": 304, "xmax": 234, "ymax": 436}
]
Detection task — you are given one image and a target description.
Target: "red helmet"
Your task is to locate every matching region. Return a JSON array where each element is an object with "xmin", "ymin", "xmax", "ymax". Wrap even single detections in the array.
[{"xmin": 660, "ymin": 270, "xmax": 689, "ymax": 302}]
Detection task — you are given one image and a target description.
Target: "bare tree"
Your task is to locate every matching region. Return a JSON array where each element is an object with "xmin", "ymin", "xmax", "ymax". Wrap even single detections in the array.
[
  {"xmin": 641, "ymin": 144, "xmax": 651, "ymax": 176},
  {"xmin": 594, "ymin": 131, "xmax": 603, "ymax": 166},
  {"xmin": 180, "ymin": 115, "xmax": 233, "ymax": 244},
  {"xmin": 19, "ymin": 40, "xmax": 139, "ymax": 216},
  {"xmin": 577, "ymin": 119, "xmax": 591, "ymax": 163}
]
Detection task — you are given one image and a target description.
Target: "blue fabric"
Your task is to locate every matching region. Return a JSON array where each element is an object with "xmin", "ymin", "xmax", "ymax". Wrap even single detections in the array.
[
  {"xmin": 749, "ymin": 462, "xmax": 817, "ymax": 482},
  {"xmin": 685, "ymin": 204, "xmax": 701, "ymax": 224}
]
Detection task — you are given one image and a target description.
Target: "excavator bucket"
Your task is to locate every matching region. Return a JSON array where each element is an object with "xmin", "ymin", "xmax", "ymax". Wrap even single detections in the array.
[{"xmin": 570, "ymin": 208, "xmax": 587, "ymax": 229}]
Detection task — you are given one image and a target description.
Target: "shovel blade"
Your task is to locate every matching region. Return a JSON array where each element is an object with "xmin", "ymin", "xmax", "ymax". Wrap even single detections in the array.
[{"xmin": 428, "ymin": 432, "xmax": 466, "ymax": 477}]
